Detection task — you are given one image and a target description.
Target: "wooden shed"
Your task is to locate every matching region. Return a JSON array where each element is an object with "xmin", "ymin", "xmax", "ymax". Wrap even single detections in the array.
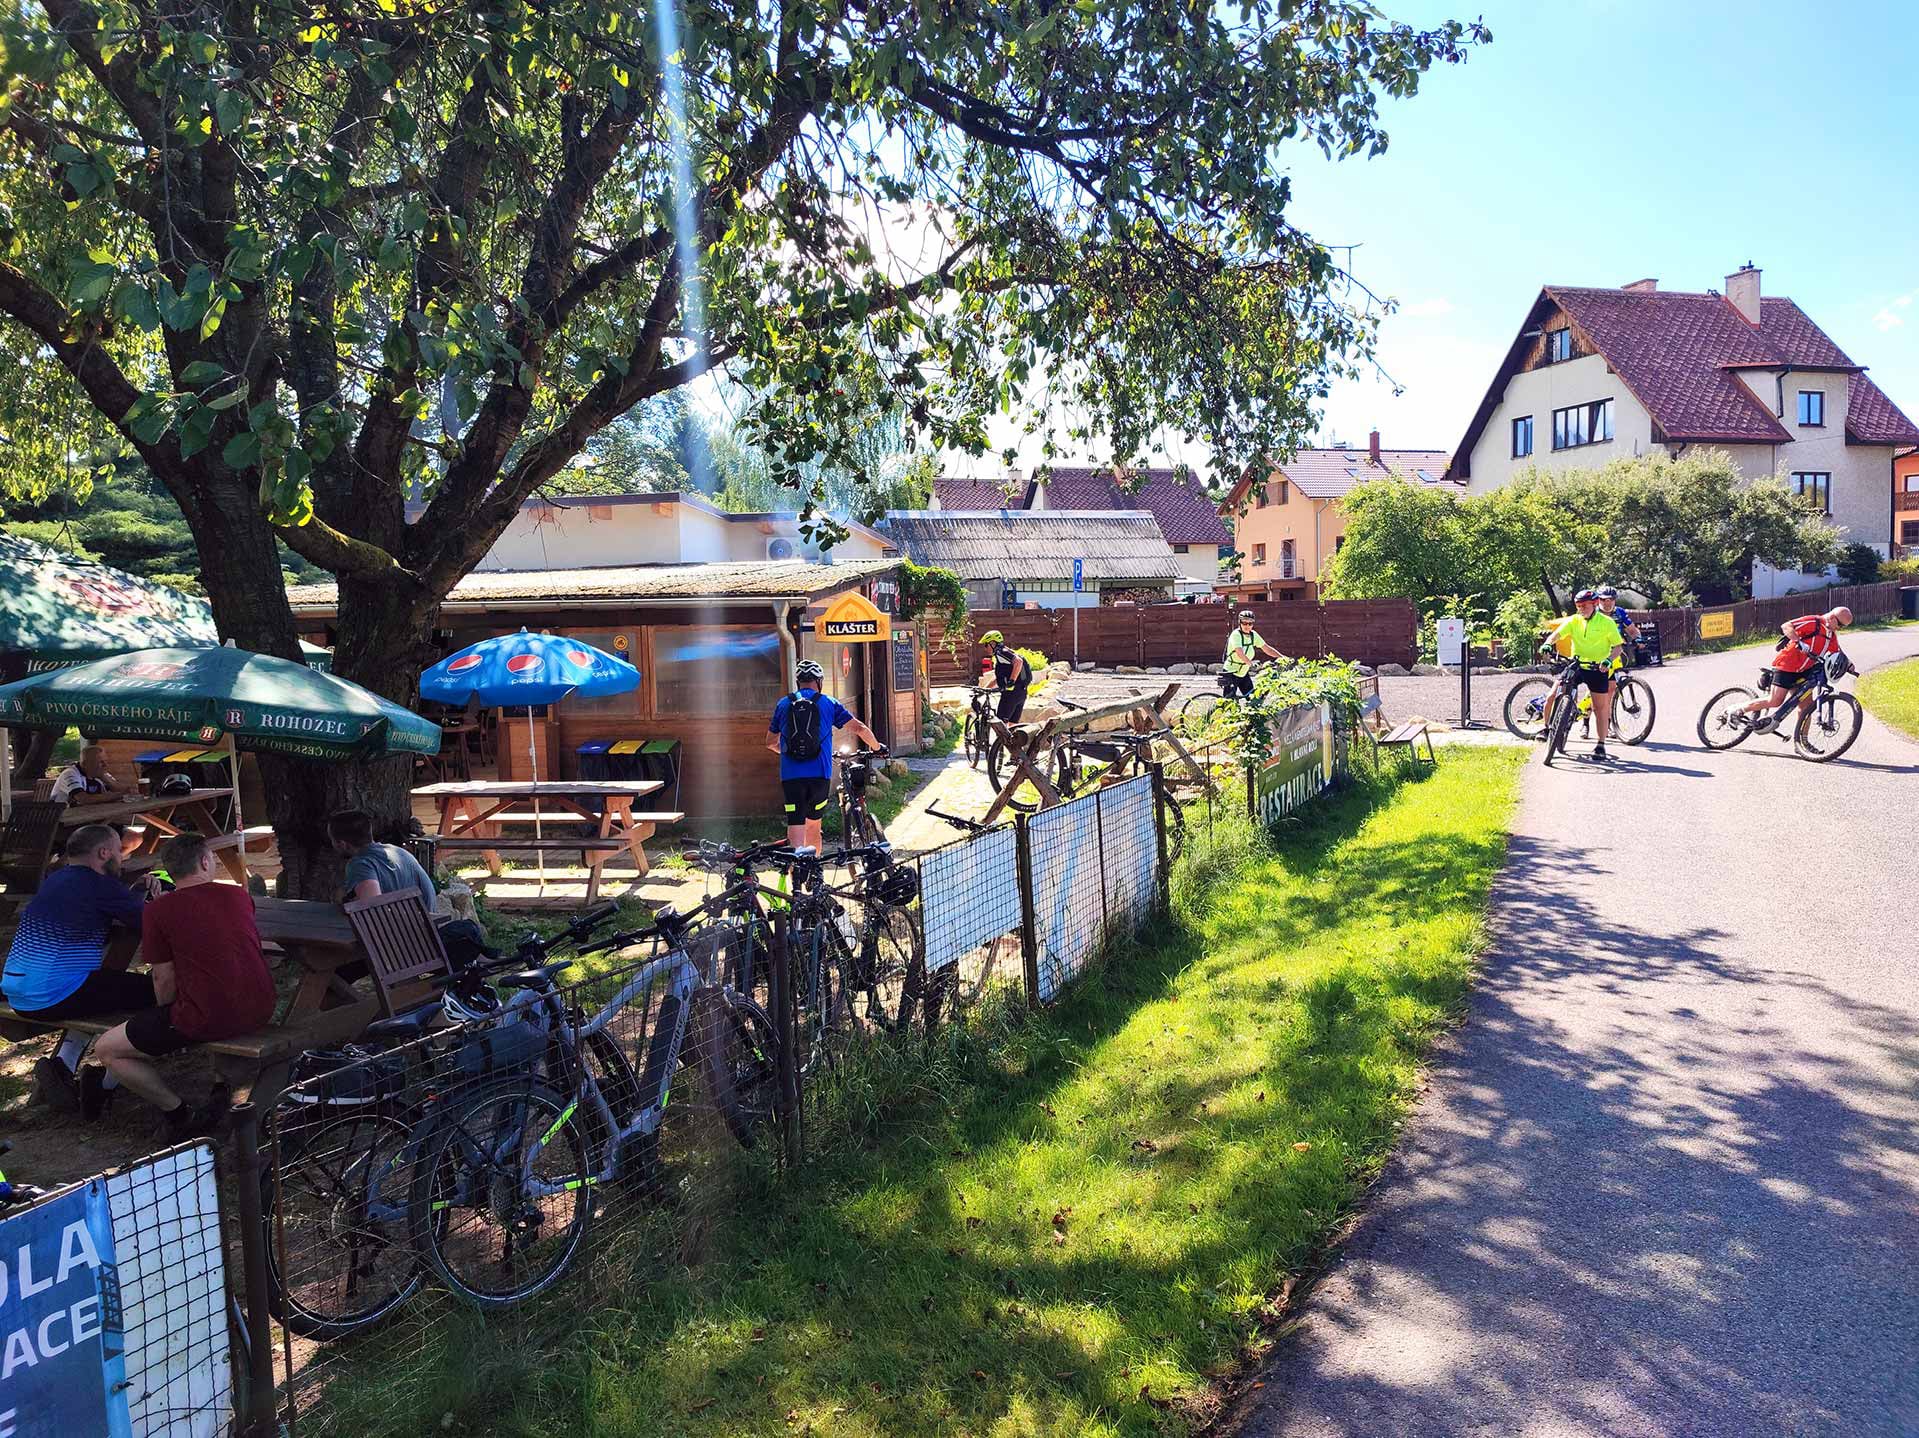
[{"xmin": 287, "ymin": 560, "xmax": 920, "ymax": 818}]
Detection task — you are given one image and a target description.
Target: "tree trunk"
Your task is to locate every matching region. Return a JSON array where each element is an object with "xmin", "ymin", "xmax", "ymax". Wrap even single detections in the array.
[{"xmin": 265, "ymin": 575, "xmax": 438, "ymax": 897}]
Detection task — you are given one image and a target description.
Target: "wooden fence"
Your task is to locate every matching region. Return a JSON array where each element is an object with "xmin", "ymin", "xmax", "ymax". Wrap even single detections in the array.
[
  {"xmin": 1634, "ymin": 579, "xmax": 1908, "ymax": 656},
  {"xmin": 923, "ymin": 599, "xmax": 1418, "ymax": 682}
]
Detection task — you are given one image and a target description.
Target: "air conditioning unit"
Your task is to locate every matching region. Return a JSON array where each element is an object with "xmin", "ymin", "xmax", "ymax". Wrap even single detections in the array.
[{"xmin": 767, "ymin": 536, "xmax": 797, "ymax": 560}]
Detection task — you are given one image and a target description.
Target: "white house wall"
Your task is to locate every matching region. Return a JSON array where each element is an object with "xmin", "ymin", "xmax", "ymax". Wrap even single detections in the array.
[
  {"xmin": 467, "ymin": 500, "xmax": 891, "ymax": 572},
  {"xmin": 1465, "ymin": 353, "xmax": 1652, "ymax": 492},
  {"xmin": 1171, "ymin": 545, "xmax": 1220, "ymax": 586}
]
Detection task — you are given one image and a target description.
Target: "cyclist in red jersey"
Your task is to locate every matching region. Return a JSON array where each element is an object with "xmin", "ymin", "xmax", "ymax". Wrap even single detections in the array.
[{"xmin": 1738, "ymin": 606, "xmax": 1851, "ymax": 721}]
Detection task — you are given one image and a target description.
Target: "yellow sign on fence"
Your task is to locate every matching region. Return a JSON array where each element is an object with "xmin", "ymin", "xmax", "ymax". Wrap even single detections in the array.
[{"xmin": 1699, "ymin": 610, "xmax": 1736, "ymax": 640}]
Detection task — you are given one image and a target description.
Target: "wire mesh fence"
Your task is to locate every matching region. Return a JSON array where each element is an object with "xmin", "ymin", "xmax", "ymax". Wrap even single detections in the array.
[
  {"xmin": 1024, "ymin": 774, "xmax": 1160, "ymax": 1002},
  {"xmin": 0, "ymin": 1139, "xmax": 235, "ymax": 1438},
  {"xmin": 258, "ymin": 928, "xmax": 775, "ymax": 1435}
]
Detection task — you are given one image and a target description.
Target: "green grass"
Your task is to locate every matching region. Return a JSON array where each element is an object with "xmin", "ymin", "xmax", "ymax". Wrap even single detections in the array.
[
  {"xmin": 1859, "ymin": 655, "xmax": 1919, "ymax": 741},
  {"xmin": 324, "ymin": 748, "xmax": 1524, "ymax": 1437}
]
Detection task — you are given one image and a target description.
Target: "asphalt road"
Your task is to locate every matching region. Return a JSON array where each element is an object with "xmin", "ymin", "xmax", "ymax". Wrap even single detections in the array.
[{"xmin": 1233, "ymin": 628, "xmax": 1919, "ymax": 1438}]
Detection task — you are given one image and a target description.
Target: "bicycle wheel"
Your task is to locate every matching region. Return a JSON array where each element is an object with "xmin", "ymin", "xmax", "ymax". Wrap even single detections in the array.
[
  {"xmin": 264, "ymin": 1113, "xmax": 423, "ymax": 1340},
  {"xmin": 853, "ymin": 903, "xmax": 921, "ymax": 1032},
  {"xmin": 986, "ymin": 736, "xmax": 1044, "ymax": 812},
  {"xmin": 1160, "ymin": 790, "xmax": 1187, "ymax": 866},
  {"xmin": 1793, "ymin": 691, "xmax": 1862, "ymax": 763},
  {"xmin": 698, "ymin": 988, "xmax": 781, "ymax": 1148},
  {"xmin": 1502, "ymin": 677, "xmax": 1553, "ymax": 740},
  {"xmin": 1697, "ymin": 687, "xmax": 1759, "ymax": 750},
  {"xmin": 409, "ymin": 1081, "xmax": 595, "ymax": 1311},
  {"xmin": 1178, "ymin": 689, "xmax": 1223, "ymax": 735},
  {"xmin": 963, "ymin": 710, "xmax": 985, "ymax": 768},
  {"xmin": 1610, "ymin": 675, "xmax": 1657, "ymax": 746},
  {"xmin": 792, "ymin": 922, "xmax": 852, "ymax": 1077},
  {"xmin": 1544, "ymin": 687, "xmax": 1576, "ymax": 765}
]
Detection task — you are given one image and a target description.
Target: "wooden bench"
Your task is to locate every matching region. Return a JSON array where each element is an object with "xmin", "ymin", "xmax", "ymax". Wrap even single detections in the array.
[
  {"xmin": 434, "ymin": 837, "xmax": 629, "ymax": 853},
  {"xmin": 1359, "ymin": 691, "xmax": 1436, "ymax": 769},
  {"xmin": 0, "ymin": 800, "xmax": 63, "ymax": 919}
]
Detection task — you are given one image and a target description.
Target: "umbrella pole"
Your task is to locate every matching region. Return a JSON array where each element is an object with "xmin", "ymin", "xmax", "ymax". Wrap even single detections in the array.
[
  {"xmin": 529, "ymin": 705, "xmax": 545, "ymax": 894},
  {"xmin": 223, "ymin": 733, "xmax": 250, "ymax": 886},
  {"xmin": 1, "ymin": 726, "xmax": 12, "ymax": 821}
]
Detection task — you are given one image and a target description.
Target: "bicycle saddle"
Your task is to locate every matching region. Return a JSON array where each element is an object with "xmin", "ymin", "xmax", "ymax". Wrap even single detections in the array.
[
  {"xmin": 493, "ymin": 959, "xmax": 574, "ymax": 991},
  {"xmin": 362, "ymin": 1000, "xmax": 444, "ymax": 1041}
]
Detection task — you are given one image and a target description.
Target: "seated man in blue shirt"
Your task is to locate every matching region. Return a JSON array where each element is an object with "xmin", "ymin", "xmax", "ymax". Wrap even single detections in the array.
[
  {"xmin": 1, "ymin": 823, "xmax": 161, "ymax": 1112},
  {"xmin": 767, "ymin": 659, "xmax": 882, "ymax": 852}
]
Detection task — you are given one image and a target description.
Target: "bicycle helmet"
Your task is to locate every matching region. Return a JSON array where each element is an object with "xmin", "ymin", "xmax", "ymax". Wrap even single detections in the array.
[
  {"xmin": 794, "ymin": 658, "xmax": 826, "ymax": 683},
  {"xmin": 442, "ymin": 974, "xmax": 503, "ymax": 1026},
  {"xmin": 1238, "ymin": 609, "xmax": 1256, "ymax": 620},
  {"xmin": 978, "ymin": 629, "xmax": 1005, "ymax": 645},
  {"xmin": 1572, "ymin": 588, "xmax": 1598, "ymax": 605},
  {"xmin": 1595, "ymin": 585, "xmax": 1618, "ymax": 599},
  {"xmin": 875, "ymin": 863, "xmax": 921, "ymax": 907},
  {"xmin": 1823, "ymin": 650, "xmax": 1853, "ymax": 682},
  {"xmin": 156, "ymin": 772, "xmax": 194, "ymax": 797}
]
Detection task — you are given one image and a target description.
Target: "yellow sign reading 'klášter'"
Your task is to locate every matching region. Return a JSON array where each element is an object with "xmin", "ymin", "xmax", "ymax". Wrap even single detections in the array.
[{"xmin": 814, "ymin": 591, "xmax": 891, "ymax": 643}]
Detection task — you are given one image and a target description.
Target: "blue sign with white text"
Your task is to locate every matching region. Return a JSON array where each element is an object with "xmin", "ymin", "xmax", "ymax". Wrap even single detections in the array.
[
  {"xmin": 0, "ymin": 1182, "xmax": 126, "ymax": 1438},
  {"xmin": 1071, "ymin": 558, "xmax": 1083, "ymax": 592}
]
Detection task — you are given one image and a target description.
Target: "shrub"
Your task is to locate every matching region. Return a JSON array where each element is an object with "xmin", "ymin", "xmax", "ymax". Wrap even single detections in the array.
[
  {"xmin": 1018, "ymin": 647, "xmax": 1055, "ymax": 693},
  {"xmin": 1882, "ymin": 556, "xmax": 1919, "ymax": 583},
  {"xmin": 1839, "ymin": 543, "xmax": 1881, "ymax": 585},
  {"xmin": 1493, "ymin": 590, "xmax": 1555, "ymax": 664}
]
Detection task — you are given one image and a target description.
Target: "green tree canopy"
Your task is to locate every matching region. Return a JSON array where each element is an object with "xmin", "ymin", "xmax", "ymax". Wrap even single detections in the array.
[
  {"xmin": 1321, "ymin": 449, "xmax": 1842, "ymax": 613},
  {"xmin": 0, "ymin": 0, "xmax": 1485, "ymax": 887}
]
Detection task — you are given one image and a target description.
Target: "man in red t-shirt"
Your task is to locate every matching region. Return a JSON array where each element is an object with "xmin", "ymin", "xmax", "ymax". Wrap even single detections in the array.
[
  {"xmin": 89, "ymin": 832, "xmax": 277, "ymax": 1138},
  {"xmin": 1739, "ymin": 606, "xmax": 1851, "ymax": 723}
]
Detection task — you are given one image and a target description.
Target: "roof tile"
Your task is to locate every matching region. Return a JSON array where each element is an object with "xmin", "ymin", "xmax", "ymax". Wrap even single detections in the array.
[
  {"xmin": 1270, "ymin": 448, "xmax": 1458, "ymax": 501},
  {"xmin": 1034, "ymin": 467, "xmax": 1232, "ymax": 544}
]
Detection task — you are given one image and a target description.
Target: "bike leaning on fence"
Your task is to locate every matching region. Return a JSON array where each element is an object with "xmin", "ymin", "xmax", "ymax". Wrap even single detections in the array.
[{"xmin": 1696, "ymin": 649, "xmax": 1863, "ymax": 762}]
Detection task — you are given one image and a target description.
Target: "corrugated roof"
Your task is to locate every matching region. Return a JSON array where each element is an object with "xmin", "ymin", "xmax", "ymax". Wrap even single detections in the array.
[
  {"xmin": 285, "ymin": 559, "xmax": 896, "ymax": 614},
  {"xmin": 1271, "ymin": 448, "xmax": 1460, "ymax": 501},
  {"xmin": 1033, "ymin": 467, "xmax": 1232, "ymax": 545},
  {"xmin": 880, "ymin": 511, "xmax": 1183, "ymax": 583}
]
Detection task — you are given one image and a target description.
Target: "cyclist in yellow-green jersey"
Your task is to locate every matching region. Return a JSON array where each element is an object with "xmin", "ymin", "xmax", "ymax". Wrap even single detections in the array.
[{"xmin": 1538, "ymin": 589, "xmax": 1626, "ymax": 761}]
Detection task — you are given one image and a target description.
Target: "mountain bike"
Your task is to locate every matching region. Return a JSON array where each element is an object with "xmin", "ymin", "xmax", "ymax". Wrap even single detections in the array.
[
  {"xmin": 961, "ymin": 686, "xmax": 997, "ymax": 768},
  {"xmin": 985, "ymin": 697, "xmax": 1083, "ymax": 812},
  {"xmin": 834, "ymin": 744, "xmax": 891, "ymax": 844},
  {"xmin": 1176, "ymin": 660, "xmax": 1279, "ymax": 734},
  {"xmin": 1696, "ymin": 651, "xmax": 1862, "ymax": 762},
  {"xmin": 1504, "ymin": 662, "xmax": 1655, "ymax": 745},
  {"xmin": 1536, "ymin": 659, "xmax": 1626, "ymax": 766},
  {"xmin": 1049, "ymin": 727, "xmax": 1188, "ymax": 861}
]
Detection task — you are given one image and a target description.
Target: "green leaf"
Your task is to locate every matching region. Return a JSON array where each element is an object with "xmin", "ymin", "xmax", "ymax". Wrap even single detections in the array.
[
  {"xmin": 179, "ymin": 360, "xmax": 225, "ymax": 388},
  {"xmin": 68, "ymin": 262, "xmax": 116, "ymax": 306},
  {"xmin": 213, "ymin": 89, "xmax": 247, "ymax": 135},
  {"xmin": 199, "ymin": 295, "xmax": 228, "ymax": 339},
  {"xmin": 177, "ymin": 407, "xmax": 217, "ymax": 459},
  {"xmin": 114, "ymin": 285, "xmax": 162, "ymax": 333},
  {"xmin": 221, "ymin": 431, "xmax": 262, "ymax": 468},
  {"xmin": 387, "ymin": 103, "xmax": 417, "ymax": 143},
  {"xmin": 206, "ymin": 383, "xmax": 249, "ymax": 411}
]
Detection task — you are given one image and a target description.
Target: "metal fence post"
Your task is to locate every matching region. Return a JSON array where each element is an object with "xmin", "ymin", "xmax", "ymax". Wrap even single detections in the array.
[
  {"xmin": 229, "ymin": 1103, "xmax": 280, "ymax": 1438},
  {"xmin": 1150, "ymin": 762, "xmax": 1171, "ymax": 913},
  {"xmin": 1014, "ymin": 813, "xmax": 1041, "ymax": 1008},
  {"xmin": 768, "ymin": 915, "xmax": 801, "ymax": 1168},
  {"xmin": 1092, "ymin": 787, "xmax": 1110, "ymax": 941},
  {"xmin": 1244, "ymin": 753, "xmax": 1256, "ymax": 822}
]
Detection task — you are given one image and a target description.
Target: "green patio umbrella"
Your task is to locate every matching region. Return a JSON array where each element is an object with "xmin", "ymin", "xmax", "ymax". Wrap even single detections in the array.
[
  {"xmin": 0, "ymin": 644, "xmax": 439, "ymax": 760},
  {"xmin": 0, "ymin": 533, "xmax": 219, "ymax": 666}
]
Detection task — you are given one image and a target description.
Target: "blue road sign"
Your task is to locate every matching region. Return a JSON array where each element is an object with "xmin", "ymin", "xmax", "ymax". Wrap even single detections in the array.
[{"xmin": 1072, "ymin": 558, "xmax": 1083, "ymax": 592}]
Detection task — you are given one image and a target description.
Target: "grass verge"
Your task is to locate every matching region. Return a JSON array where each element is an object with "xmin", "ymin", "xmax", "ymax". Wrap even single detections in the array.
[
  {"xmin": 328, "ymin": 747, "xmax": 1524, "ymax": 1437},
  {"xmin": 1859, "ymin": 655, "xmax": 1919, "ymax": 741}
]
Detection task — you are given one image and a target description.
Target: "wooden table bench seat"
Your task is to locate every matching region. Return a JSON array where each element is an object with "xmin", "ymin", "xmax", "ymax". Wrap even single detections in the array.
[{"xmin": 433, "ymin": 836, "xmax": 629, "ymax": 852}]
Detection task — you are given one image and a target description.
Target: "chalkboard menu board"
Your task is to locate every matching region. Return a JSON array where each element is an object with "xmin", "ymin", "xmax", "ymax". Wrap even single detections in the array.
[{"xmin": 892, "ymin": 631, "xmax": 917, "ymax": 688}]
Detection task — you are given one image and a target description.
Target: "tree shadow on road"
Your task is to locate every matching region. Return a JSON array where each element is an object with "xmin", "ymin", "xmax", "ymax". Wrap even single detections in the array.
[{"xmin": 1241, "ymin": 831, "xmax": 1919, "ymax": 1438}]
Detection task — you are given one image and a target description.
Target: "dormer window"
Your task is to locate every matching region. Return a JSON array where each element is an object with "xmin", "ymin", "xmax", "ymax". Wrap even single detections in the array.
[{"xmin": 1797, "ymin": 390, "xmax": 1825, "ymax": 427}]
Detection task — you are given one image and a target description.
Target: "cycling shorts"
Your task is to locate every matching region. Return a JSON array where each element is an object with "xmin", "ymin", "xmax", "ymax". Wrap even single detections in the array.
[
  {"xmin": 781, "ymin": 777, "xmax": 831, "ymax": 823},
  {"xmin": 996, "ymin": 688, "xmax": 1028, "ymax": 723},
  {"xmin": 1571, "ymin": 662, "xmax": 1612, "ymax": 695},
  {"xmin": 1221, "ymin": 671, "xmax": 1254, "ymax": 698}
]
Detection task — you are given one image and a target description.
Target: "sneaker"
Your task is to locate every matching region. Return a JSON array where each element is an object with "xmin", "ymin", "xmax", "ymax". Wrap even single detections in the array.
[
  {"xmin": 162, "ymin": 1100, "xmax": 214, "ymax": 1143},
  {"xmin": 78, "ymin": 1064, "xmax": 115, "ymax": 1122},
  {"xmin": 31, "ymin": 1057, "xmax": 79, "ymax": 1114},
  {"xmin": 1592, "ymin": 745, "xmax": 1612, "ymax": 763}
]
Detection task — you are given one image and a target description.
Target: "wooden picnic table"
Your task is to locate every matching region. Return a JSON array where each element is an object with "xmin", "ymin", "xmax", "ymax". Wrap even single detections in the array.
[
  {"xmin": 56, "ymin": 787, "xmax": 251, "ymax": 881},
  {"xmin": 411, "ymin": 778, "xmax": 680, "ymax": 903}
]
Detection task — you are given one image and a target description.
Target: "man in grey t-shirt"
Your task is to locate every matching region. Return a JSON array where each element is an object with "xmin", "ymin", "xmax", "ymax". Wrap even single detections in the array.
[{"xmin": 325, "ymin": 810, "xmax": 438, "ymax": 907}]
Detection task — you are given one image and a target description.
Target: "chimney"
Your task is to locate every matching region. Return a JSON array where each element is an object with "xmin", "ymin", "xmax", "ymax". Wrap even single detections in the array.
[
  {"xmin": 1726, "ymin": 263, "xmax": 1762, "ymax": 325},
  {"xmin": 1622, "ymin": 278, "xmax": 1658, "ymax": 294},
  {"xmin": 1368, "ymin": 429, "xmax": 1382, "ymax": 464}
]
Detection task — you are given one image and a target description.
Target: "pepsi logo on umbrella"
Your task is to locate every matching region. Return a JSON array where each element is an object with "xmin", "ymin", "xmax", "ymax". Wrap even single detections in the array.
[
  {"xmin": 505, "ymin": 654, "xmax": 544, "ymax": 675},
  {"xmin": 566, "ymin": 649, "xmax": 594, "ymax": 668},
  {"xmin": 447, "ymin": 653, "xmax": 485, "ymax": 673}
]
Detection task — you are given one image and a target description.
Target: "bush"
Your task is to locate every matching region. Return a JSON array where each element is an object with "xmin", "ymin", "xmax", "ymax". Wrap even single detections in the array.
[
  {"xmin": 1839, "ymin": 543, "xmax": 1881, "ymax": 585},
  {"xmin": 1882, "ymin": 557, "xmax": 1919, "ymax": 583},
  {"xmin": 1493, "ymin": 591, "xmax": 1555, "ymax": 664},
  {"xmin": 1018, "ymin": 646, "xmax": 1054, "ymax": 693}
]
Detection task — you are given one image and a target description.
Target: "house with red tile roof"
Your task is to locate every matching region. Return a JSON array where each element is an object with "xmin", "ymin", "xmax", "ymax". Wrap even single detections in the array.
[
  {"xmin": 1448, "ymin": 266, "xmax": 1919, "ymax": 589},
  {"xmin": 1217, "ymin": 432, "xmax": 1459, "ymax": 598},
  {"xmin": 929, "ymin": 467, "xmax": 1231, "ymax": 594}
]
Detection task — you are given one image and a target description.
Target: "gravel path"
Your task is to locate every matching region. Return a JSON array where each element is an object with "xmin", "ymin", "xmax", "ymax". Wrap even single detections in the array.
[
  {"xmin": 1045, "ymin": 666, "xmax": 1538, "ymax": 731},
  {"xmin": 1231, "ymin": 628, "xmax": 1919, "ymax": 1437}
]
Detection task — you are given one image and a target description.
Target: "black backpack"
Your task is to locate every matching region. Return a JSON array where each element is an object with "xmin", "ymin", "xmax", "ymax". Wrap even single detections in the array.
[{"xmin": 783, "ymin": 691, "xmax": 823, "ymax": 762}]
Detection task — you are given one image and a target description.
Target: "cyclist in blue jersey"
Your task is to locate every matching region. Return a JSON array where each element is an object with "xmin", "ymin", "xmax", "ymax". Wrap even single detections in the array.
[{"xmin": 768, "ymin": 659, "xmax": 881, "ymax": 851}]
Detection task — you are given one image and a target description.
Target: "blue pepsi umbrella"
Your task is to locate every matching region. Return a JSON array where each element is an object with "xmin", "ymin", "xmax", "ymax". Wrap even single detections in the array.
[
  {"xmin": 421, "ymin": 628, "xmax": 638, "ymax": 707},
  {"xmin": 419, "ymin": 630, "xmax": 640, "ymax": 889}
]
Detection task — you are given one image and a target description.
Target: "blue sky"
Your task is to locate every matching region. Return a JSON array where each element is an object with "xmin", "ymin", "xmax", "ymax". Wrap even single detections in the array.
[{"xmin": 1288, "ymin": 0, "xmax": 1919, "ymax": 456}]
